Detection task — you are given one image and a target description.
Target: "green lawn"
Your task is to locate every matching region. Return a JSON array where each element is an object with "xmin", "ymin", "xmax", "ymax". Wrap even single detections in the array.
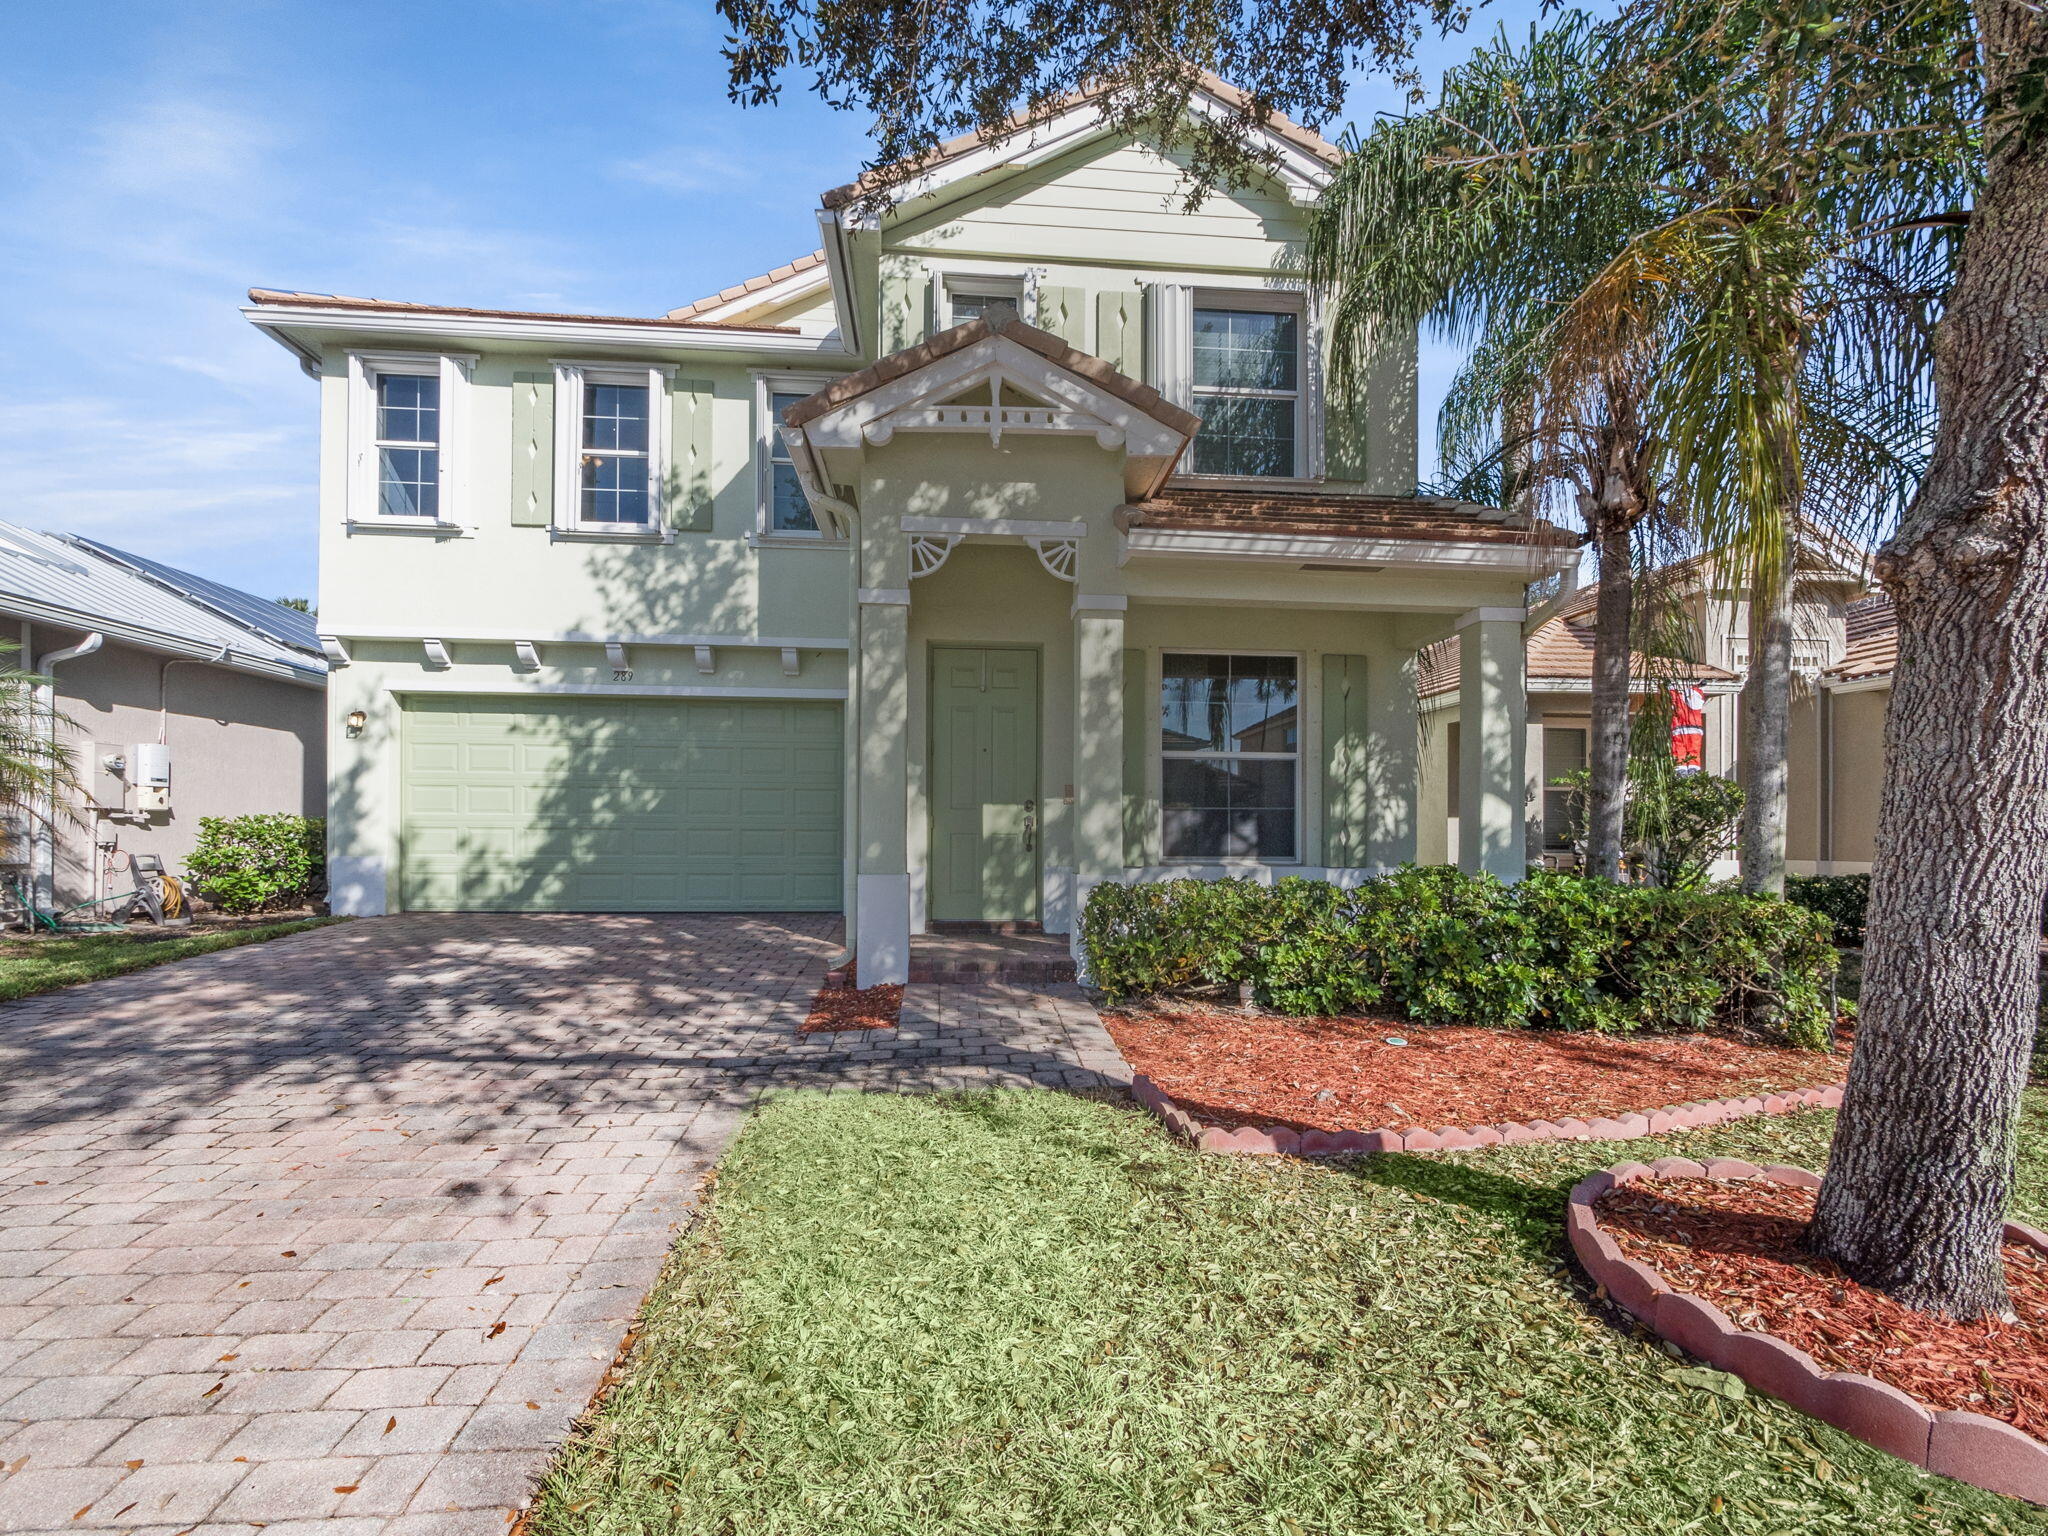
[
  {"xmin": 532, "ymin": 1088, "xmax": 2048, "ymax": 1536},
  {"xmin": 0, "ymin": 916, "xmax": 344, "ymax": 1001}
]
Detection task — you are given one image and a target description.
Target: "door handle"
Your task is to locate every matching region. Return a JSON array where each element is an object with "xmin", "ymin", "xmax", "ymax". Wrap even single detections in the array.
[{"xmin": 1022, "ymin": 798, "xmax": 1037, "ymax": 852}]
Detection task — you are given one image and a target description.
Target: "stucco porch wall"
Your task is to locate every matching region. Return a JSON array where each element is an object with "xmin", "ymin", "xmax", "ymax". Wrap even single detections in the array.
[{"xmin": 901, "ymin": 544, "xmax": 1440, "ymax": 934}]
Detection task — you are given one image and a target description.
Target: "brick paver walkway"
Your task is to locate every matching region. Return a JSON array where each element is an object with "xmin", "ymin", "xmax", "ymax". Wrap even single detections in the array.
[{"xmin": 0, "ymin": 914, "xmax": 1128, "ymax": 1536}]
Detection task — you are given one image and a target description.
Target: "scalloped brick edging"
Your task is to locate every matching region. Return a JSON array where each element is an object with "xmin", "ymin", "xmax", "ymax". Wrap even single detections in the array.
[
  {"xmin": 1128, "ymin": 1073, "xmax": 1844, "ymax": 1158},
  {"xmin": 1569, "ymin": 1158, "xmax": 2048, "ymax": 1506}
]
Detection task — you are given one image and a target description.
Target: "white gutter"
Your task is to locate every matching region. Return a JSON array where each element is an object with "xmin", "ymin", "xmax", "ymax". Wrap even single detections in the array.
[
  {"xmin": 32, "ymin": 632, "xmax": 102, "ymax": 908},
  {"xmin": 780, "ymin": 425, "xmax": 858, "ymax": 538},
  {"xmin": 243, "ymin": 304, "xmax": 844, "ymax": 360},
  {"xmin": 0, "ymin": 595, "xmax": 321, "ymax": 685},
  {"xmin": 814, "ymin": 209, "xmax": 864, "ymax": 358}
]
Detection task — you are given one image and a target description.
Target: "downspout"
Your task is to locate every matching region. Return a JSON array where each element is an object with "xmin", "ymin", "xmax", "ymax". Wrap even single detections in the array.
[{"xmin": 33, "ymin": 632, "xmax": 103, "ymax": 909}]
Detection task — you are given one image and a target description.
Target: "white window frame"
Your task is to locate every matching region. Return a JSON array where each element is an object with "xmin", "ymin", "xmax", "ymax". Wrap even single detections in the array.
[
  {"xmin": 1184, "ymin": 287, "xmax": 1311, "ymax": 482},
  {"xmin": 344, "ymin": 350, "xmax": 474, "ymax": 530},
  {"xmin": 1157, "ymin": 647, "xmax": 1304, "ymax": 865},
  {"xmin": 754, "ymin": 371, "xmax": 839, "ymax": 543},
  {"xmin": 551, "ymin": 360, "xmax": 673, "ymax": 539},
  {"xmin": 927, "ymin": 261, "xmax": 1038, "ymax": 332}
]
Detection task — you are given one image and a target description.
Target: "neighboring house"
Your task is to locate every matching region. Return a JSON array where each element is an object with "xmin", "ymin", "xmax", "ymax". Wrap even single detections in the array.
[
  {"xmin": 1418, "ymin": 594, "xmax": 1740, "ymax": 865},
  {"xmin": 1786, "ymin": 593, "xmax": 1894, "ymax": 876},
  {"xmin": 245, "ymin": 74, "xmax": 1575, "ymax": 983},
  {"xmin": 0, "ymin": 524, "xmax": 327, "ymax": 910},
  {"xmin": 1421, "ymin": 531, "xmax": 1872, "ymax": 869}
]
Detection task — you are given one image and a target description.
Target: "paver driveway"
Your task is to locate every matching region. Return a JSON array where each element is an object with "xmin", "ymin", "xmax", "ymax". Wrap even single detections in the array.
[{"xmin": 0, "ymin": 914, "xmax": 1129, "ymax": 1536}]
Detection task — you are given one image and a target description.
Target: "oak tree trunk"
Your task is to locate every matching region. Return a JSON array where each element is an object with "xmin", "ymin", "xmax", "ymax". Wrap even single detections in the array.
[
  {"xmin": 1586, "ymin": 516, "xmax": 1634, "ymax": 881},
  {"xmin": 1739, "ymin": 562, "xmax": 1793, "ymax": 897},
  {"xmin": 1805, "ymin": 0, "xmax": 2048, "ymax": 1318}
]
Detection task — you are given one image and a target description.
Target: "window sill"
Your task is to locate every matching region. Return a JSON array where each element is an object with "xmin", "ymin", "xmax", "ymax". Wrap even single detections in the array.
[
  {"xmin": 346, "ymin": 517, "xmax": 467, "ymax": 537},
  {"xmin": 748, "ymin": 532, "xmax": 848, "ymax": 550},
  {"xmin": 1167, "ymin": 473, "xmax": 1324, "ymax": 491},
  {"xmin": 549, "ymin": 525, "xmax": 673, "ymax": 545}
]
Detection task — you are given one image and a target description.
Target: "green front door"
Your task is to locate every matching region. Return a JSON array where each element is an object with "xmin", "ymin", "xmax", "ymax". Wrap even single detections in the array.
[
  {"xmin": 929, "ymin": 646, "xmax": 1041, "ymax": 923},
  {"xmin": 399, "ymin": 694, "xmax": 842, "ymax": 911}
]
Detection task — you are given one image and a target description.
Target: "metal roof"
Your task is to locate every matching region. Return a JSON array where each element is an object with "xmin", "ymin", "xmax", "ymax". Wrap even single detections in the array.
[{"xmin": 0, "ymin": 523, "xmax": 325, "ymax": 685}]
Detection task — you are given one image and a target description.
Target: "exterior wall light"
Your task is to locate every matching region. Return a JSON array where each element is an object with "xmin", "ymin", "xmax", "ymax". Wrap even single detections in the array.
[{"xmin": 345, "ymin": 710, "xmax": 368, "ymax": 737}]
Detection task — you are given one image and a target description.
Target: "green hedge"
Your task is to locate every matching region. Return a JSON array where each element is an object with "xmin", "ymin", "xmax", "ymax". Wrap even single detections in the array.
[
  {"xmin": 185, "ymin": 814, "xmax": 326, "ymax": 914},
  {"xmin": 1079, "ymin": 867, "xmax": 1839, "ymax": 1049},
  {"xmin": 1785, "ymin": 874, "xmax": 1870, "ymax": 946}
]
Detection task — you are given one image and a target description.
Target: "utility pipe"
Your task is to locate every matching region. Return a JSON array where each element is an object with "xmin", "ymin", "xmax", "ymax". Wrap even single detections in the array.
[
  {"xmin": 160, "ymin": 644, "xmax": 232, "ymax": 744},
  {"xmin": 32, "ymin": 632, "xmax": 103, "ymax": 909}
]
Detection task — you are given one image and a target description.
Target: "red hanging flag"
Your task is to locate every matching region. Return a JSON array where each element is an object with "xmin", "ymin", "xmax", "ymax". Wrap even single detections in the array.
[{"xmin": 1670, "ymin": 685, "xmax": 1706, "ymax": 771}]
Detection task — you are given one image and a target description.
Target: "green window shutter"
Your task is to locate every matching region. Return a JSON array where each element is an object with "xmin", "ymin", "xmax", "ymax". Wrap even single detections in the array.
[
  {"xmin": 1097, "ymin": 289, "xmax": 1145, "ymax": 379},
  {"xmin": 669, "ymin": 378, "xmax": 716, "ymax": 532},
  {"xmin": 1322, "ymin": 654, "xmax": 1372, "ymax": 867},
  {"xmin": 1037, "ymin": 284, "xmax": 1087, "ymax": 348},
  {"xmin": 510, "ymin": 371, "xmax": 553, "ymax": 527},
  {"xmin": 1122, "ymin": 648, "xmax": 1159, "ymax": 867}
]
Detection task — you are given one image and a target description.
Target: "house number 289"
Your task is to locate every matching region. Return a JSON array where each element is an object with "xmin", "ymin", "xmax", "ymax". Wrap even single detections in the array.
[{"xmin": 612, "ymin": 667, "xmax": 634, "ymax": 682}]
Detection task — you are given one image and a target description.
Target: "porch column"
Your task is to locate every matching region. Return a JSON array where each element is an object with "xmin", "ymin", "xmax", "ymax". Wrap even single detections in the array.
[
  {"xmin": 1365, "ymin": 648, "xmax": 1420, "ymax": 868},
  {"xmin": 1457, "ymin": 607, "xmax": 1528, "ymax": 882},
  {"xmin": 1071, "ymin": 595, "xmax": 1128, "ymax": 962},
  {"xmin": 855, "ymin": 586, "xmax": 912, "ymax": 983}
]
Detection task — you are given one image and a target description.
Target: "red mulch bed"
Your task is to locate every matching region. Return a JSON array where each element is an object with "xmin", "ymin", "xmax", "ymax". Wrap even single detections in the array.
[
  {"xmin": 801, "ymin": 969, "xmax": 902, "ymax": 1033},
  {"xmin": 1099, "ymin": 1003, "xmax": 1847, "ymax": 1133},
  {"xmin": 1599, "ymin": 1177, "xmax": 2048, "ymax": 1436}
]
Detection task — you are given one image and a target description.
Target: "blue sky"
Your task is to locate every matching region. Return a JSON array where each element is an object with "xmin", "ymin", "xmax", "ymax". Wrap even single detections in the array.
[{"xmin": 0, "ymin": 1, "xmax": 1566, "ymax": 602}]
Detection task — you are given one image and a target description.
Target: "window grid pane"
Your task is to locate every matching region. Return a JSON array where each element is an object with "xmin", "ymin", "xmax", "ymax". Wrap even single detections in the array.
[
  {"xmin": 378, "ymin": 448, "xmax": 440, "ymax": 518},
  {"xmin": 376, "ymin": 374, "xmax": 440, "ymax": 446},
  {"xmin": 579, "ymin": 382, "xmax": 651, "ymax": 523},
  {"xmin": 1191, "ymin": 305, "xmax": 1300, "ymax": 478},
  {"xmin": 1160, "ymin": 653, "xmax": 1298, "ymax": 860},
  {"xmin": 771, "ymin": 463, "xmax": 816, "ymax": 532}
]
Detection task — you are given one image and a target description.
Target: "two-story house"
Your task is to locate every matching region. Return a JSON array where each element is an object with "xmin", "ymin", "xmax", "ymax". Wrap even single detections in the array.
[{"xmin": 246, "ymin": 75, "xmax": 1573, "ymax": 983}]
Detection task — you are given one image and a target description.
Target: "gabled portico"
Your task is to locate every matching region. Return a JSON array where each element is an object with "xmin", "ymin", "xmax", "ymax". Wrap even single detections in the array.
[{"xmin": 784, "ymin": 311, "xmax": 1571, "ymax": 985}]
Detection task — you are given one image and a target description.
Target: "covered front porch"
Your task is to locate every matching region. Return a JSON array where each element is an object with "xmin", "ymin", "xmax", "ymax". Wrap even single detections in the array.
[{"xmin": 782, "ymin": 310, "xmax": 1571, "ymax": 983}]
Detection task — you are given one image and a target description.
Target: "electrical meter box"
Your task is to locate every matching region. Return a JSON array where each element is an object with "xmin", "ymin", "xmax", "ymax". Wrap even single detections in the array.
[{"xmin": 133, "ymin": 743, "xmax": 171, "ymax": 812}]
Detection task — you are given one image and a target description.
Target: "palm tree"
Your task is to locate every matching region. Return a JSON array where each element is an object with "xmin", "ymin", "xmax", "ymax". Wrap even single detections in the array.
[
  {"xmin": 1306, "ymin": 14, "xmax": 1680, "ymax": 883},
  {"xmin": 0, "ymin": 643, "xmax": 77, "ymax": 879}
]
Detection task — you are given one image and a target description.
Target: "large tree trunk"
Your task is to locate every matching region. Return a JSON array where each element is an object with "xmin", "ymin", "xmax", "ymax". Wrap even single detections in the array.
[
  {"xmin": 1585, "ymin": 514, "xmax": 1634, "ymax": 881},
  {"xmin": 1805, "ymin": 0, "xmax": 2048, "ymax": 1319},
  {"xmin": 1738, "ymin": 559, "xmax": 1793, "ymax": 896}
]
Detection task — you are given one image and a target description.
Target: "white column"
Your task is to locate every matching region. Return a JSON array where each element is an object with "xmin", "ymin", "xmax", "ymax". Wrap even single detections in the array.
[
  {"xmin": 855, "ymin": 586, "xmax": 912, "ymax": 984},
  {"xmin": 1457, "ymin": 608, "xmax": 1528, "ymax": 882},
  {"xmin": 1071, "ymin": 595, "xmax": 1127, "ymax": 963}
]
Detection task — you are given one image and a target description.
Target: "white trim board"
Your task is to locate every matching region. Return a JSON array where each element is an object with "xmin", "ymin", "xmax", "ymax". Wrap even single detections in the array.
[
  {"xmin": 328, "ymin": 625, "xmax": 850, "ymax": 650},
  {"xmin": 386, "ymin": 678, "xmax": 849, "ymax": 701}
]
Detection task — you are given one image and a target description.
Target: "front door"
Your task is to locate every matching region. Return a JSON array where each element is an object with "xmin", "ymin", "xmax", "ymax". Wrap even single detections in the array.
[{"xmin": 930, "ymin": 646, "xmax": 1041, "ymax": 923}]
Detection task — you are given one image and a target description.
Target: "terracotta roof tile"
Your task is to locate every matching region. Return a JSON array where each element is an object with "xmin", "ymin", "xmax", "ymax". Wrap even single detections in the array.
[
  {"xmin": 782, "ymin": 310, "xmax": 1201, "ymax": 436},
  {"xmin": 1419, "ymin": 615, "xmax": 1737, "ymax": 699},
  {"xmin": 819, "ymin": 69, "xmax": 1342, "ymax": 210},
  {"xmin": 1827, "ymin": 594, "xmax": 1897, "ymax": 681},
  {"xmin": 666, "ymin": 250, "xmax": 828, "ymax": 321},
  {"xmin": 247, "ymin": 289, "xmax": 798, "ymax": 334},
  {"xmin": 1126, "ymin": 487, "xmax": 1576, "ymax": 547}
]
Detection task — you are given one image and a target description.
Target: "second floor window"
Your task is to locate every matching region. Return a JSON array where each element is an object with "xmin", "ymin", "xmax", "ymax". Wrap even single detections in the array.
[
  {"xmin": 1191, "ymin": 305, "xmax": 1300, "ymax": 478},
  {"xmin": 375, "ymin": 373, "xmax": 440, "ymax": 517},
  {"xmin": 580, "ymin": 383, "xmax": 651, "ymax": 524},
  {"xmin": 767, "ymin": 391, "xmax": 817, "ymax": 534}
]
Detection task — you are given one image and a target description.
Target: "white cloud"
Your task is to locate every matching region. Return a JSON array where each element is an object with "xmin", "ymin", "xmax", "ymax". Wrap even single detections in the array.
[{"xmin": 611, "ymin": 145, "xmax": 759, "ymax": 196}]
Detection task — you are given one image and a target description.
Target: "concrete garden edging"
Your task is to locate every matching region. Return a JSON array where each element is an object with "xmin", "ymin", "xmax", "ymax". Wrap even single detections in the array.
[
  {"xmin": 1569, "ymin": 1157, "xmax": 2048, "ymax": 1506},
  {"xmin": 1129, "ymin": 1073, "xmax": 1844, "ymax": 1157}
]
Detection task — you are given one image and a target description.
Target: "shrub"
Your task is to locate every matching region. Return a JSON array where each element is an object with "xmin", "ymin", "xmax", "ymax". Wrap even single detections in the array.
[
  {"xmin": 1785, "ymin": 873, "xmax": 1870, "ymax": 946},
  {"xmin": 185, "ymin": 814, "xmax": 326, "ymax": 914},
  {"xmin": 1079, "ymin": 867, "xmax": 1838, "ymax": 1049}
]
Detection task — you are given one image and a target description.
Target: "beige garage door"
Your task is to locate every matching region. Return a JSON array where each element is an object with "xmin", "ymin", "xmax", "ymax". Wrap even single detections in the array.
[{"xmin": 399, "ymin": 695, "xmax": 842, "ymax": 911}]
